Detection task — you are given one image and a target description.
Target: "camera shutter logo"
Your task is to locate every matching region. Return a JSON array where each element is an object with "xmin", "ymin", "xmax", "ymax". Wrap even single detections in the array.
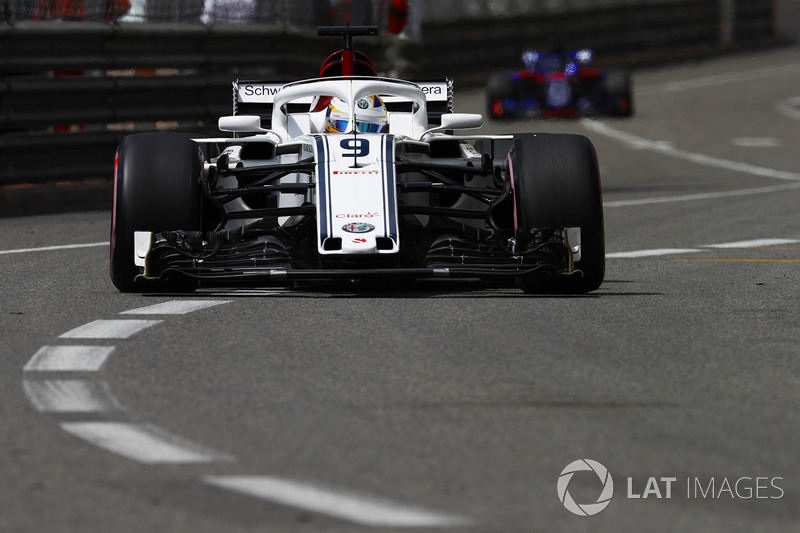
[{"xmin": 557, "ymin": 459, "xmax": 614, "ymax": 516}]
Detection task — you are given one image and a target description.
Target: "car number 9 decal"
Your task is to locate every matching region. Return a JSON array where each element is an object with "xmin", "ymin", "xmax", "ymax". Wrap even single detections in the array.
[{"xmin": 340, "ymin": 138, "xmax": 369, "ymax": 158}]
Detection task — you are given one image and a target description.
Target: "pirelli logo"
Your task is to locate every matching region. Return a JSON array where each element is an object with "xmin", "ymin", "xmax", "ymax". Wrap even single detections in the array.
[{"xmin": 332, "ymin": 170, "xmax": 379, "ymax": 175}]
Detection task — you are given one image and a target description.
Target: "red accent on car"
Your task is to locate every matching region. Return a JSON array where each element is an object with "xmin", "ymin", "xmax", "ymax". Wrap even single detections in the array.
[
  {"xmin": 342, "ymin": 49, "xmax": 355, "ymax": 75},
  {"xmin": 541, "ymin": 108, "xmax": 580, "ymax": 118},
  {"xmin": 109, "ymin": 149, "xmax": 119, "ymax": 276},
  {"xmin": 387, "ymin": 0, "xmax": 409, "ymax": 34},
  {"xmin": 578, "ymin": 67, "xmax": 602, "ymax": 78},
  {"xmin": 319, "ymin": 50, "xmax": 377, "ymax": 77},
  {"xmin": 516, "ymin": 71, "xmax": 545, "ymax": 83},
  {"xmin": 507, "ymin": 153, "xmax": 518, "ymax": 231},
  {"xmin": 311, "ymin": 96, "xmax": 334, "ymax": 112},
  {"xmin": 492, "ymin": 98, "xmax": 504, "ymax": 117}
]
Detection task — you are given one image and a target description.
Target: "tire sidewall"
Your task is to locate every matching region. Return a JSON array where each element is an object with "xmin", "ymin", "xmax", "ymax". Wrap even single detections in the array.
[
  {"xmin": 110, "ymin": 132, "xmax": 205, "ymax": 292},
  {"xmin": 509, "ymin": 133, "xmax": 605, "ymax": 293}
]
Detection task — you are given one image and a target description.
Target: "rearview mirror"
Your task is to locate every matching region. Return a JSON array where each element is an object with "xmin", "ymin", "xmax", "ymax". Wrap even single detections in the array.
[
  {"xmin": 440, "ymin": 113, "xmax": 483, "ymax": 130},
  {"xmin": 218, "ymin": 115, "xmax": 268, "ymax": 133},
  {"xmin": 422, "ymin": 113, "xmax": 483, "ymax": 139}
]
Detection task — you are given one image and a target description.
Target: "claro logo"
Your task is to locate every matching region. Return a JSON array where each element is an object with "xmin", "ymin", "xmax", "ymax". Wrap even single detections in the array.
[{"xmin": 557, "ymin": 459, "xmax": 614, "ymax": 516}]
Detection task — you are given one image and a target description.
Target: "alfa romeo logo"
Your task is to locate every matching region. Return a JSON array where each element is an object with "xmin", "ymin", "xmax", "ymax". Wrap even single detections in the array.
[
  {"xmin": 356, "ymin": 98, "xmax": 370, "ymax": 109},
  {"xmin": 342, "ymin": 222, "xmax": 375, "ymax": 234},
  {"xmin": 557, "ymin": 459, "xmax": 614, "ymax": 516}
]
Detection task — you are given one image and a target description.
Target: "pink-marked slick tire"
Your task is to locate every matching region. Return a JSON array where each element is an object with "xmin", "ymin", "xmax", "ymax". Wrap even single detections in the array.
[
  {"xmin": 508, "ymin": 133, "xmax": 604, "ymax": 294},
  {"xmin": 110, "ymin": 132, "xmax": 204, "ymax": 293}
]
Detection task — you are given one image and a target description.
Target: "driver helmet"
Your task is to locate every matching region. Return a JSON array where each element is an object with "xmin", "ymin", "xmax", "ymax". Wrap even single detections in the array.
[
  {"xmin": 325, "ymin": 95, "xmax": 388, "ymax": 133},
  {"xmin": 521, "ymin": 50, "xmax": 540, "ymax": 69}
]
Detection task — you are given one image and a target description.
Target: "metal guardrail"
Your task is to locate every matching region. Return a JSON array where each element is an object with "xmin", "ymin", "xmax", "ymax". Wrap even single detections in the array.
[
  {"xmin": 3, "ymin": 0, "xmax": 388, "ymax": 26},
  {"xmin": 0, "ymin": 0, "xmax": 778, "ymax": 214},
  {"xmin": 0, "ymin": 23, "xmax": 390, "ymax": 188},
  {"xmin": 418, "ymin": 0, "xmax": 691, "ymax": 22}
]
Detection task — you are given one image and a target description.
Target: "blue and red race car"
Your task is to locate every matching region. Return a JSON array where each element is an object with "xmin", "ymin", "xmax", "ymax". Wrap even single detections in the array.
[{"xmin": 486, "ymin": 48, "xmax": 633, "ymax": 119}]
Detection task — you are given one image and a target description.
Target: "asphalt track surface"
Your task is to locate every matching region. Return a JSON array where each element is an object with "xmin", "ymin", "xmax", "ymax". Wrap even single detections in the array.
[{"xmin": 3, "ymin": 34, "xmax": 800, "ymax": 533}]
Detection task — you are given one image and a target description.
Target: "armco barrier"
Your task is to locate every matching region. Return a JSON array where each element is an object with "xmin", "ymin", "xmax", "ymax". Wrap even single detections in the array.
[
  {"xmin": 734, "ymin": 0, "xmax": 777, "ymax": 43},
  {"xmin": 0, "ymin": 1, "xmax": 778, "ymax": 215},
  {"xmin": 0, "ymin": 23, "xmax": 387, "ymax": 199}
]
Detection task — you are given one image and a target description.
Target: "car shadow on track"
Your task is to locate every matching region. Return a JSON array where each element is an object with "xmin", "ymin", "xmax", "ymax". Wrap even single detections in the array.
[{"xmin": 137, "ymin": 278, "xmax": 663, "ymax": 299}]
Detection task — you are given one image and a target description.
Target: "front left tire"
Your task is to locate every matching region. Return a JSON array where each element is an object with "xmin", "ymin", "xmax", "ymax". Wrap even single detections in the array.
[{"xmin": 110, "ymin": 132, "xmax": 206, "ymax": 292}]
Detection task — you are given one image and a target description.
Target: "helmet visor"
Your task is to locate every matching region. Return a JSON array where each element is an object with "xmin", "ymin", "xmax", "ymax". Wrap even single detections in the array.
[
  {"xmin": 356, "ymin": 121, "xmax": 388, "ymax": 133},
  {"xmin": 328, "ymin": 119, "xmax": 350, "ymax": 132}
]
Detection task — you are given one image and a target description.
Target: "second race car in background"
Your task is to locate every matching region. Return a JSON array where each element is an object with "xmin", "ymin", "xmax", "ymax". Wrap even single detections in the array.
[{"xmin": 486, "ymin": 48, "xmax": 633, "ymax": 119}]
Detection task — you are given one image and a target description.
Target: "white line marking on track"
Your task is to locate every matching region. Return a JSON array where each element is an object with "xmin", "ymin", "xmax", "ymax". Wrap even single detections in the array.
[
  {"xmin": 0, "ymin": 242, "xmax": 108, "ymax": 255},
  {"xmin": 730, "ymin": 137, "xmax": 782, "ymax": 148},
  {"xmin": 23, "ymin": 379, "xmax": 125, "ymax": 413},
  {"xmin": 24, "ymin": 345, "xmax": 115, "ymax": 372},
  {"xmin": 61, "ymin": 422, "xmax": 235, "ymax": 464},
  {"xmin": 777, "ymin": 95, "xmax": 800, "ymax": 122},
  {"xmin": 204, "ymin": 476, "xmax": 473, "ymax": 528},
  {"xmin": 59, "ymin": 319, "xmax": 162, "ymax": 339},
  {"xmin": 120, "ymin": 300, "xmax": 231, "ymax": 315},
  {"xmin": 637, "ymin": 63, "xmax": 800, "ymax": 95},
  {"xmin": 582, "ymin": 119, "xmax": 800, "ymax": 183},
  {"xmin": 608, "ymin": 238, "xmax": 800, "ymax": 258},
  {"xmin": 606, "ymin": 249, "xmax": 701, "ymax": 259},
  {"xmin": 702, "ymin": 238, "xmax": 800, "ymax": 249},
  {"xmin": 603, "ymin": 183, "xmax": 800, "ymax": 207}
]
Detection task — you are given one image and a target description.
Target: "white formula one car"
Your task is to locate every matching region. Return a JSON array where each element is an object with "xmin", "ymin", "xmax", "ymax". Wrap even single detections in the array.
[{"xmin": 110, "ymin": 26, "xmax": 604, "ymax": 294}]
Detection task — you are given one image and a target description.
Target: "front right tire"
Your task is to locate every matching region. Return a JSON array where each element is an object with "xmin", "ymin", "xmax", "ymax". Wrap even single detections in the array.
[{"xmin": 508, "ymin": 133, "xmax": 605, "ymax": 294}]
